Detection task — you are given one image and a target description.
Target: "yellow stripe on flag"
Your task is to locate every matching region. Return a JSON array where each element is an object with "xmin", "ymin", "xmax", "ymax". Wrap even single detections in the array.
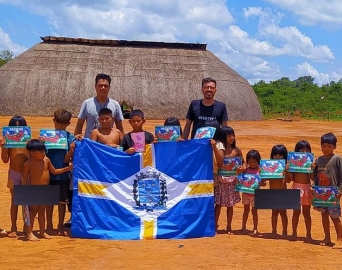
[
  {"xmin": 78, "ymin": 182, "xmax": 107, "ymax": 196},
  {"xmin": 188, "ymin": 183, "xmax": 213, "ymax": 196},
  {"xmin": 143, "ymin": 144, "xmax": 153, "ymax": 167},
  {"xmin": 143, "ymin": 220, "xmax": 154, "ymax": 240}
]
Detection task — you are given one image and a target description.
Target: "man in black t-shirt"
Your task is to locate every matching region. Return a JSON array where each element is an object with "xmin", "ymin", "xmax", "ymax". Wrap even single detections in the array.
[{"xmin": 183, "ymin": 77, "xmax": 228, "ymax": 139}]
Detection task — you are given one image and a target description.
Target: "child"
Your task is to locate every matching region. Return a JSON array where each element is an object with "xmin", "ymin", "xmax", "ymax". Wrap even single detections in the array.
[
  {"xmin": 287, "ymin": 140, "xmax": 313, "ymax": 242},
  {"xmin": 214, "ymin": 126, "xmax": 243, "ymax": 234},
  {"xmin": 120, "ymin": 110, "xmax": 154, "ymax": 154},
  {"xmin": 314, "ymin": 132, "xmax": 342, "ymax": 248},
  {"xmin": 0, "ymin": 115, "xmax": 29, "ymax": 238},
  {"xmin": 241, "ymin": 149, "xmax": 265, "ymax": 235},
  {"xmin": 45, "ymin": 109, "xmax": 75, "ymax": 236},
  {"xmin": 163, "ymin": 117, "xmax": 183, "ymax": 136},
  {"xmin": 22, "ymin": 139, "xmax": 73, "ymax": 241},
  {"xmin": 268, "ymin": 144, "xmax": 289, "ymax": 238},
  {"xmin": 90, "ymin": 108, "xmax": 123, "ymax": 147}
]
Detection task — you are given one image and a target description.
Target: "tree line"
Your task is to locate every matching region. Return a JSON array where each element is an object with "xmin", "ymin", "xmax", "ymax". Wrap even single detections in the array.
[{"xmin": 252, "ymin": 76, "xmax": 342, "ymax": 120}]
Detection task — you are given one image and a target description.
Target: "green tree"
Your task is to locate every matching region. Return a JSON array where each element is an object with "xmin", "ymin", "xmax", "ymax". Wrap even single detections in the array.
[{"xmin": 0, "ymin": 50, "xmax": 14, "ymax": 67}]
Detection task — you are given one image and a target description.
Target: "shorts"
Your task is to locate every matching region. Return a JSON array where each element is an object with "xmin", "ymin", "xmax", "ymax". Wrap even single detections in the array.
[
  {"xmin": 7, "ymin": 169, "xmax": 22, "ymax": 189},
  {"xmin": 242, "ymin": 193, "xmax": 255, "ymax": 207},
  {"xmin": 49, "ymin": 179, "xmax": 70, "ymax": 204},
  {"xmin": 314, "ymin": 205, "xmax": 341, "ymax": 219},
  {"xmin": 293, "ymin": 182, "xmax": 312, "ymax": 206}
]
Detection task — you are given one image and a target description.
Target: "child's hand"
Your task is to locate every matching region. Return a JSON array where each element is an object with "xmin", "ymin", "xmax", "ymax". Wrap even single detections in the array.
[
  {"xmin": 68, "ymin": 164, "xmax": 73, "ymax": 171},
  {"xmin": 108, "ymin": 144, "xmax": 118, "ymax": 148},
  {"xmin": 176, "ymin": 138, "xmax": 184, "ymax": 142},
  {"xmin": 311, "ymin": 161, "xmax": 316, "ymax": 170},
  {"xmin": 0, "ymin": 138, "xmax": 5, "ymax": 147},
  {"xmin": 209, "ymin": 139, "xmax": 216, "ymax": 146},
  {"xmin": 70, "ymin": 142, "xmax": 76, "ymax": 151},
  {"xmin": 153, "ymin": 136, "xmax": 158, "ymax": 144},
  {"xmin": 126, "ymin": 147, "xmax": 136, "ymax": 154},
  {"xmin": 285, "ymin": 164, "xmax": 290, "ymax": 171},
  {"xmin": 74, "ymin": 134, "xmax": 83, "ymax": 141},
  {"xmin": 236, "ymin": 166, "xmax": 245, "ymax": 175},
  {"xmin": 260, "ymin": 180, "xmax": 267, "ymax": 187}
]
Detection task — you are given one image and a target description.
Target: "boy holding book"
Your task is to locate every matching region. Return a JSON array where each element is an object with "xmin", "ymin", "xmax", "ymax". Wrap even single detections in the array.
[
  {"xmin": 90, "ymin": 108, "xmax": 123, "ymax": 147},
  {"xmin": 45, "ymin": 109, "xmax": 75, "ymax": 236},
  {"xmin": 314, "ymin": 132, "xmax": 342, "ymax": 248},
  {"xmin": 121, "ymin": 110, "xmax": 154, "ymax": 154}
]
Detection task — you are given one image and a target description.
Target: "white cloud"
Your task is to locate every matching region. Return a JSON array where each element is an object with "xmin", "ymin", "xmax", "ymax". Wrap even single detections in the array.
[
  {"xmin": 0, "ymin": 27, "xmax": 27, "ymax": 55},
  {"xmin": 265, "ymin": 0, "xmax": 342, "ymax": 26},
  {"xmin": 294, "ymin": 62, "xmax": 342, "ymax": 85}
]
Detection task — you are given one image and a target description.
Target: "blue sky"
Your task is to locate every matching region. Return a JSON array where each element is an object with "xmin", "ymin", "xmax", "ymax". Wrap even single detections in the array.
[{"xmin": 1, "ymin": 0, "xmax": 341, "ymax": 85}]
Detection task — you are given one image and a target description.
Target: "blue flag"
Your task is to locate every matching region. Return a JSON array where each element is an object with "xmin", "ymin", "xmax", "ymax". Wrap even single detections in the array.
[{"xmin": 72, "ymin": 139, "xmax": 214, "ymax": 240}]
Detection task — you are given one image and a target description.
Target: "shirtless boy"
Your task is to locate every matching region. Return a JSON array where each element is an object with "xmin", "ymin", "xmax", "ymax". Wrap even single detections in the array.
[
  {"xmin": 22, "ymin": 139, "xmax": 73, "ymax": 241},
  {"xmin": 0, "ymin": 115, "xmax": 29, "ymax": 238},
  {"xmin": 90, "ymin": 108, "xmax": 123, "ymax": 147},
  {"xmin": 287, "ymin": 140, "xmax": 314, "ymax": 243}
]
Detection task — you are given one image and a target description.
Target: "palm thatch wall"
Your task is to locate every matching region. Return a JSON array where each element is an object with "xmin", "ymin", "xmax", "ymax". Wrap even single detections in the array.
[{"xmin": 0, "ymin": 36, "xmax": 262, "ymax": 120}]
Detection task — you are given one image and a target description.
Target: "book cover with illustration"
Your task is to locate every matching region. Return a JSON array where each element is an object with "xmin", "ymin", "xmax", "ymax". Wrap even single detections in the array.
[
  {"xmin": 155, "ymin": 126, "xmax": 181, "ymax": 141},
  {"xmin": 287, "ymin": 152, "xmax": 314, "ymax": 173},
  {"xmin": 235, "ymin": 173, "xmax": 261, "ymax": 194},
  {"xmin": 260, "ymin": 159, "xmax": 286, "ymax": 179},
  {"xmin": 312, "ymin": 186, "xmax": 340, "ymax": 207},
  {"xmin": 131, "ymin": 132, "xmax": 145, "ymax": 152},
  {"xmin": 2, "ymin": 126, "xmax": 31, "ymax": 148},
  {"xmin": 218, "ymin": 157, "xmax": 243, "ymax": 177},
  {"xmin": 40, "ymin": 129, "xmax": 68, "ymax": 149},
  {"xmin": 194, "ymin": 127, "xmax": 216, "ymax": 139}
]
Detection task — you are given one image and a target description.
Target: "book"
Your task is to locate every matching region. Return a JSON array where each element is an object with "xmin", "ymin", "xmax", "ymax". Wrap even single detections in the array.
[
  {"xmin": 131, "ymin": 132, "xmax": 145, "ymax": 152},
  {"xmin": 260, "ymin": 159, "xmax": 286, "ymax": 179},
  {"xmin": 155, "ymin": 126, "xmax": 181, "ymax": 141},
  {"xmin": 312, "ymin": 186, "xmax": 340, "ymax": 207},
  {"xmin": 39, "ymin": 129, "xmax": 68, "ymax": 149},
  {"xmin": 2, "ymin": 126, "xmax": 31, "ymax": 148},
  {"xmin": 194, "ymin": 127, "xmax": 216, "ymax": 139},
  {"xmin": 235, "ymin": 173, "xmax": 261, "ymax": 194},
  {"xmin": 287, "ymin": 152, "xmax": 314, "ymax": 173},
  {"xmin": 218, "ymin": 157, "xmax": 242, "ymax": 177}
]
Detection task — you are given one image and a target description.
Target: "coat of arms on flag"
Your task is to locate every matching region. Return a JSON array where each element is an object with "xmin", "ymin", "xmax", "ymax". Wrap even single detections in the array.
[{"xmin": 72, "ymin": 139, "xmax": 215, "ymax": 240}]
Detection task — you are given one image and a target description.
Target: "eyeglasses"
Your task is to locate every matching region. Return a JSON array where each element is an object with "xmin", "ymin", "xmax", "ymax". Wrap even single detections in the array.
[{"xmin": 203, "ymin": 86, "xmax": 216, "ymax": 90}]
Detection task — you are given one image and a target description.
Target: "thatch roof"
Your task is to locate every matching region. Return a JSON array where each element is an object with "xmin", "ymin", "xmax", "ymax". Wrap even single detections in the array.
[{"xmin": 0, "ymin": 36, "xmax": 262, "ymax": 120}]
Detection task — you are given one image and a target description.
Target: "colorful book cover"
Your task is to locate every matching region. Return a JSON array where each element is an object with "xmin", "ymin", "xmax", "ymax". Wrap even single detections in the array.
[
  {"xmin": 235, "ymin": 173, "xmax": 261, "ymax": 194},
  {"xmin": 194, "ymin": 127, "xmax": 216, "ymax": 139},
  {"xmin": 2, "ymin": 126, "xmax": 31, "ymax": 148},
  {"xmin": 155, "ymin": 126, "xmax": 181, "ymax": 141},
  {"xmin": 287, "ymin": 152, "xmax": 314, "ymax": 173},
  {"xmin": 40, "ymin": 129, "xmax": 68, "ymax": 149},
  {"xmin": 131, "ymin": 132, "xmax": 145, "ymax": 152},
  {"xmin": 312, "ymin": 186, "xmax": 340, "ymax": 207},
  {"xmin": 260, "ymin": 159, "xmax": 286, "ymax": 179},
  {"xmin": 218, "ymin": 157, "xmax": 242, "ymax": 176}
]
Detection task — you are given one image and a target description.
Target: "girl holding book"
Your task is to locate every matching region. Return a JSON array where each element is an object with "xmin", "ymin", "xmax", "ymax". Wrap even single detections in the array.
[
  {"xmin": 287, "ymin": 140, "xmax": 314, "ymax": 243},
  {"xmin": 213, "ymin": 126, "xmax": 244, "ymax": 234},
  {"xmin": 268, "ymin": 144, "xmax": 289, "ymax": 238},
  {"xmin": 0, "ymin": 115, "xmax": 30, "ymax": 238},
  {"xmin": 240, "ymin": 150, "xmax": 265, "ymax": 235}
]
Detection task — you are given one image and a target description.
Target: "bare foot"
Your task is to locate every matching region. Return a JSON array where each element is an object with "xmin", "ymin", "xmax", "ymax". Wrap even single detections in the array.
[
  {"xmin": 27, "ymin": 233, "xmax": 39, "ymax": 241},
  {"xmin": 332, "ymin": 240, "xmax": 342, "ymax": 249},
  {"xmin": 304, "ymin": 235, "xmax": 313, "ymax": 244},
  {"xmin": 319, "ymin": 238, "xmax": 332, "ymax": 246},
  {"xmin": 253, "ymin": 229, "xmax": 259, "ymax": 235},
  {"xmin": 290, "ymin": 233, "xmax": 297, "ymax": 241},
  {"xmin": 282, "ymin": 231, "xmax": 288, "ymax": 238},
  {"xmin": 42, "ymin": 233, "xmax": 52, "ymax": 239},
  {"xmin": 7, "ymin": 231, "xmax": 18, "ymax": 238},
  {"xmin": 57, "ymin": 227, "xmax": 68, "ymax": 236},
  {"xmin": 46, "ymin": 228, "xmax": 56, "ymax": 236},
  {"xmin": 239, "ymin": 229, "xmax": 247, "ymax": 235}
]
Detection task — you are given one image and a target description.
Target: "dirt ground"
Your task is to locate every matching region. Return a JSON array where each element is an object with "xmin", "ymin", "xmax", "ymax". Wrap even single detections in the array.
[{"xmin": 1, "ymin": 116, "xmax": 342, "ymax": 269}]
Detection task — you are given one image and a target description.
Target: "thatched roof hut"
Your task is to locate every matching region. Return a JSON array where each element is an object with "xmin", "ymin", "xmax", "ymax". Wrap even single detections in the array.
[{"xmin": 0, "ymin": 36, "xmax": 262, "ymax": 120}]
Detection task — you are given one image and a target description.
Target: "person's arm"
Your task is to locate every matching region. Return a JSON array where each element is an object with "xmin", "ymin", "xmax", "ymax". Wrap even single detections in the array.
[
  {"xmin": 210, "ymin": 140, "xmax": 224, "ymax": 165},
  {"xmin": 21, "ymin": 161, "xmax": 30, "ymax": 185},
  {"xmin": 89, "ymin": 129, "xmax": 98, "ymax": 142},
  {"xmin": 115, "ymin": 120, "xmax": 124, "ymax": 134},
  {"xmin": 182, "ymin": 119, "xmax": 192, "ymax": 140},
  {"xmin": 0, "ymin": 138, "xmax": 9, "ymax": 163},
  {"xmin": 74, "ymin": 118, "xmax": 85, "ymax": 136},
  {"xmin": 47, "ymin": 158, "xmax": 73, "ymax": 175},
  {"xmin": 64, "ymin": 142, "xmax": 75, "ymax": 163}
]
